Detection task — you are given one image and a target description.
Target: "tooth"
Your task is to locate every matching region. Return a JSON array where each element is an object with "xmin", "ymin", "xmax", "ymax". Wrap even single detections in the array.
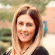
[
  {"xmin": 22, "ymin": 34, "xmax": 27, "ymax": 36},
  {"xmin": 20, "ymin": 33, "xmax": 28, "ymax": 36}
]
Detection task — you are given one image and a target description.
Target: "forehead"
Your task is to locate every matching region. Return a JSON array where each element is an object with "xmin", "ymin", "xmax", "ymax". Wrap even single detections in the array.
[{"xmin": 17, "ymin": 14, "xmax": 34, "ymax": 23}]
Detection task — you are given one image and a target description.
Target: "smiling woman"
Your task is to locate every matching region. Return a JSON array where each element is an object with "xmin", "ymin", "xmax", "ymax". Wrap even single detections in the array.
[
  {"xmin": 17, "ymin": 14, "xmax": 36, "ymax": 43},
  {"xmin": 3, "ymin": 4, "xmax": 49, "ymax": 55}
]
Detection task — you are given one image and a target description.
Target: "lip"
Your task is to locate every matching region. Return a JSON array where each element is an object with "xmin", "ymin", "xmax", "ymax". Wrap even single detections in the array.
[{"xmin": 20, "ymin": 33, "xmax": 28, "ymax": 37}]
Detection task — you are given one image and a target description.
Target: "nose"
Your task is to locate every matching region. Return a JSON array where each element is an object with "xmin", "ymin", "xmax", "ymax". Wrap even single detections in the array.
[{"xmin": 22, "ymin": 25, "xmax": 27, "ymax": 32}]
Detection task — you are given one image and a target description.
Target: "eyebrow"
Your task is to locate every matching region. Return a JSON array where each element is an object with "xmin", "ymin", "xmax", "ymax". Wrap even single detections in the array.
[
  {"xmin": 17, "ymin": 21, "xmax": 33, "ymax": 25},
  {"xmin": 26, "ymin": 22, "xmax": 33, "ymax": 25}
]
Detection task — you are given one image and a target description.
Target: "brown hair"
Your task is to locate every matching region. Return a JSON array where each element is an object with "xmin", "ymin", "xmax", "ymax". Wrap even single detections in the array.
[{"xmin": 12, "ymin": 4, "xmax": 43, "ymax": 55}]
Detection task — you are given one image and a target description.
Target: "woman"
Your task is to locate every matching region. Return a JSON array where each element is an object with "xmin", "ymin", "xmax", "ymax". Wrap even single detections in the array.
[{"xmin": 3, "ymin": 4, "xmax": 49, "ymax": 55}]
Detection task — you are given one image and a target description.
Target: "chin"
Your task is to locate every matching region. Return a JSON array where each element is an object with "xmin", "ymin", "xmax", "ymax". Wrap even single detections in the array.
[{"xmin": 20, "ymin": 39, "xmax": 29, "ymax": 43}]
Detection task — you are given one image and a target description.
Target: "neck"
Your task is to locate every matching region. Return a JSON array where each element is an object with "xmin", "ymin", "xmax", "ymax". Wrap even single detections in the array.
[
  {"xmin": 20, "ymin": 41, "xmax": 32, "ymax": 55},
  {"xmin": 20, "ymin": 41, "xmax": 32, "ymax": 49}
]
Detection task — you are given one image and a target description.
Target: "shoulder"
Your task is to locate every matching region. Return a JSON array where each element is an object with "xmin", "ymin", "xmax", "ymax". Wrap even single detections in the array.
[
  {"xmin": 3, "ymin": 47, "xmax": 12, "ymax": 55},
  {"xmin": 32, "ymin": 46, "xmax": 49, "ymax": 55}
]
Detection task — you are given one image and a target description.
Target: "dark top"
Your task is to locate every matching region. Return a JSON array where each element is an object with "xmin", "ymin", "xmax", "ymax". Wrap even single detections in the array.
[{"xmin": 3, "ymin": 46, "xmax": 49, "ymax": 55}]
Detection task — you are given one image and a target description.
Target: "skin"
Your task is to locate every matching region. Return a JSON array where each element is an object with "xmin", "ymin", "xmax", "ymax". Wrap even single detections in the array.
[{"xmin": 17, "ymin": 14, "xmax": 36, "ymax": 55}]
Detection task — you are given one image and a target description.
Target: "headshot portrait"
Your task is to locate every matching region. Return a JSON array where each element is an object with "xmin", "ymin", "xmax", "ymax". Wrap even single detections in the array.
[{"xmin": 3, "ymin": 4, "xmax": 49, "ymax": 55}]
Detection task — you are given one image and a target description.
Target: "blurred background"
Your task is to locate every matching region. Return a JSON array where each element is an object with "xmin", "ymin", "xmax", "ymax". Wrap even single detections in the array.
[{"xmin": 0, "ymin": 0, "xmax": 55, "ymax": 55}]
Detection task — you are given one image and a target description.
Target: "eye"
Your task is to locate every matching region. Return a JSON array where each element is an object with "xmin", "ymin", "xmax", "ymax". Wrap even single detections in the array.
[
  {"xmin": 27, "ymin": 23, "xmax": 33, "ymax": 27},
  {"xmin": 18, "ymin": 22, "xmax": 23, "ymax": 25}
]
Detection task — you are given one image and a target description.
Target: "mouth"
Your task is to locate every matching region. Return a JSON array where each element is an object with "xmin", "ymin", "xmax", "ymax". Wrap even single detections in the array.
[{"xmin": 20, "ymin": 33, "xmax": 28, "ymax": 37}]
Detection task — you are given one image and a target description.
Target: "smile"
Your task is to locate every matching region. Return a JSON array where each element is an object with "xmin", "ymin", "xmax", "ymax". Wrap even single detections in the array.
[{"xmin": 20, "ymin": 33, "xmax": 28, "ymax": 36}]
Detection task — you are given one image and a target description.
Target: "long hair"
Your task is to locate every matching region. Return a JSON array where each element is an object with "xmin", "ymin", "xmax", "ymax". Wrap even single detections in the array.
[{"xmin": 12, "ymin": 4, "xmax": 43, "ymax": 55}]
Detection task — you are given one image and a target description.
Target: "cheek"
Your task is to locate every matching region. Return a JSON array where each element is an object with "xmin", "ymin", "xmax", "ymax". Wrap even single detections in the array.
[
  {"xmin": 17, "ymin": 25, "xmax": 21, "ymax": 33},
  {"xmin": 17, "ymin": 26, "xmax": 19, "ymax": 32},
  {"xmin": 17, "ymin": 25, "xmax": 21, "ymax": 30},
  {"xmin": 17, "ymin": 26, "xmax": 21, "ymax": 38},
  {"xmin": 29, "ymin": 28, "xmax": 35, "ymax": 35}
]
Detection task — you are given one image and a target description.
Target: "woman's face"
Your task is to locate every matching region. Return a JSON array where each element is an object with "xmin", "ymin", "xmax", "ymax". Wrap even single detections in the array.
[{"xmin": 17, "ymin": 14, "xmax": 36, "ymax": 43}]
